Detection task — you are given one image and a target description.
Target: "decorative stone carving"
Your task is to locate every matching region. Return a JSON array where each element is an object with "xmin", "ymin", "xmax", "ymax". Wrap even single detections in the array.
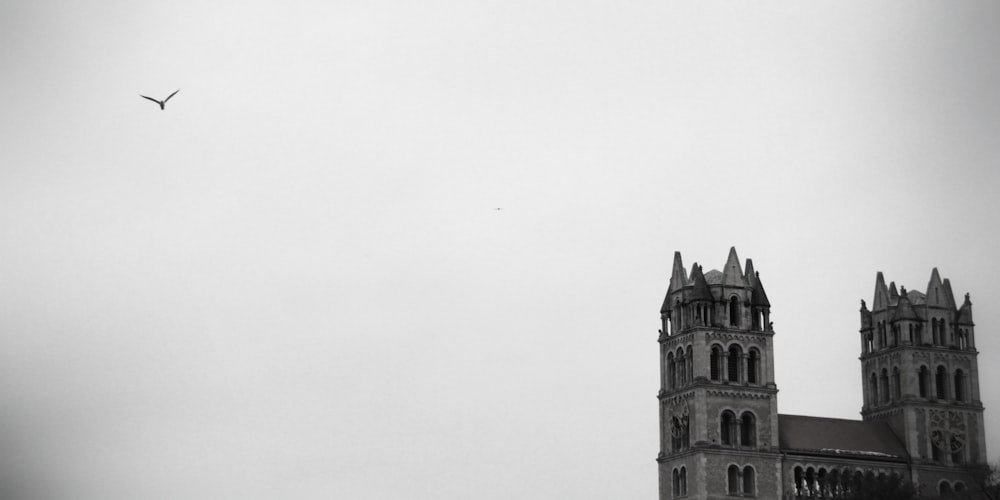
[
  {"xmin": 930, "ymin": 409, "xmax": 967, "ymax": 453},
  {"xmin": 669, "ymin": 401, "xmax": 690, "ymax": 440}
]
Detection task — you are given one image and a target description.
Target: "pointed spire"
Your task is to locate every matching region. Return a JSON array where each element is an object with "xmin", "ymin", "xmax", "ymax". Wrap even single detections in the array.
[
  {"xmin": 925, "ymin": 268, "xmax": 947, "ymax": 307},
  {"xmin": 689, "ymin": 264, "xmax": 714, "ymax": 302},
  {"xmin": 721, "ymin": 246, "xmax": 746, "ymax": 287},
  {"xmin": 739, "ymin": 256, "xmax": 769, "ymax": 306},
  {"xmin": 752, "ymin": 272, "xmax": 770, "ymax": 307},
  {"xmin": 666, "ymin": 251, "xmax": 687, "ymax": 295},
  {"xmin": 943, "ymin": 279, "xmax": 958, "ymax": 310},
  {"xmin": 872, "ymin": 272, "xmax": 889, "ymax": 311},
  {"xmin": 888, "ymin": 282, "xmax": 899, "ymax": 303},
  {"xmin": 662, "ymin": 251, "xmax": 687, "ymax": 314},
  {"xmin": 957, "ymin": 293, "xmax": 974, "ymax": 325}
]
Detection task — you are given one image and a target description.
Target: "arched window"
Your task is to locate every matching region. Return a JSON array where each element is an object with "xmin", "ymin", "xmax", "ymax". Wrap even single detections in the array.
[
  {"xmin": 817, "ymin": 468, "xmax": 828, "ymax": 497},
  {"xmin": 955, "ymin": 369, "xmax": 966, "ymax": 402},
  {"xmin": 747, "ymin": 349, "xmax": 760, "ymax": 385},
  {"xmin": 940, "ymin": 481, "xmax": 953, "ymax": 496},
  {"xmin": 918, "ymin": 366, "xmax": 929, "ymax": 398},
  {"xmin": 932, "ymin": 318, "xmax": 940, "ymax": 345},
  {"xmin": 667, "ymin": 352, "xmax": 675, "ymax": 389},
  {"xmin": 793, "ymin": 466, "xmax": 804, "ymax": 496},
  {"xmin": 710, "ymin": 345, "xmax": 722, "ymax": 381},
  {"xmin": 728, "ymin": 465, "xmax": 740, "ymax": 495},
  {"xmin": 828, "ymin": 469, "xmax": 842, "ymax": 497},
  {"xmin": 720, "ymin": 411, "xmax": 736, "ymax": 445},
  {"xmin": 955, "ymin": 482, "xmax": 966, "ymax": 493},
  {"xmin": 892, "ymin": 367, "xmax": 901, "ymax": 401},
  {"xmin": 805, "ymin": 467, "xmax": 816, "ymax": 496},
  {"xmin": 686, "ymin": 345, "xmax": 693, "ymax": 384},
  {"xmin": 727, "ymin": 345, "xmax": 742, "ymax": 383},
  {"xmin": 880, "ymin": 369, "xmax": 889, "ymax": 403},
  {"xmin": 742, "ymin": 466, "xmax": 755, "ymax": 495},
  {"xmin": 729, "ymin": 297, "xmax": 740, "ymax": 327},
  {"xmin": 673, "ymin": 300, "xmax": 682, "ymax": 333},
  {"xmin": 852, "ymin": 470, "xmax": 864, "ymax": 494},
  {"xmin": 672, "ymin": 469, "xmax": 679, "ymax": 498},
  {"xmin": 679, "ymin": 466, "xmax": 687, "ymax": 496},
  {"xmin": 740, "ymin": 412, "xmax": 756, "ymax": 447},
  {"xmin": 676, "ymin": 348, "xmax": 685, "ymax": 386},
  {"xmin": 869, "ymin": 373, "xmax": 878, "ymax": 406},
  {"xmin": 936, "ymin": 366, "xmax": 949, "ymax": 400}
]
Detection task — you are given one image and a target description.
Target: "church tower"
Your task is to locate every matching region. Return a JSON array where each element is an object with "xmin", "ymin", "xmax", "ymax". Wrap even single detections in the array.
[
  {"xmin": 858, "ymin": 269, "xmax": 987, "ymax": 485},
  {"xmin": 658, "ymin": 248, "xmax": 782, "ymax": 499}
]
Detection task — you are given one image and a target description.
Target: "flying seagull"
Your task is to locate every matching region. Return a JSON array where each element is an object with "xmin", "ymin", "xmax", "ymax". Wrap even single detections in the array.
[{"xmin": 140, "ymin": 89, "xmax": 179, "ymax": 110}]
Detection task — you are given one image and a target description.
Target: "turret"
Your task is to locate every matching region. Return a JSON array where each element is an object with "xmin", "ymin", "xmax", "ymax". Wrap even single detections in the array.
[
  {"xmin": 661, "ymin": 252, "xmax": 687, "ymax": 336},
  {"xmin": 890, "ymin": 287, "xmax": 920, "ymax": 347},
  {"xmin": 688, "ymin": 265, "xmax": 713, "ymax": 327}
]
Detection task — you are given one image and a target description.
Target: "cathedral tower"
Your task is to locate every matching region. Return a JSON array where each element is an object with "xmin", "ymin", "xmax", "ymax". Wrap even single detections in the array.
[
  {"xmin": 858, "ymin": 269, "xmax": 986, "ymax": 485},
  {"xmin": 658, "ymin": 248, "xmax": 781, "ymax": 499}
]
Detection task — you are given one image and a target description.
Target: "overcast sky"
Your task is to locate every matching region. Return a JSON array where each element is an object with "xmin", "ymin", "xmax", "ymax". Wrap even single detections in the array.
[{"xmin": 2, "ymin": 1, "xmax": 1000, "ymax": 499}]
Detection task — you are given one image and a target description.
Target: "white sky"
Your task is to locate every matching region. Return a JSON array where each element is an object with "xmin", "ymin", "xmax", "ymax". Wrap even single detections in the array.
[{"xmin": 2, "ymin": 1, "xmax": 1000, "ymax": 499}]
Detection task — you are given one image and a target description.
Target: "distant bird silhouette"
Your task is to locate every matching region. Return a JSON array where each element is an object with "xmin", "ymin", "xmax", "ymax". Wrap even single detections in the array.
[{"xmin": 140, "ymin": 89, "xmax": 179, "ymax": 110}]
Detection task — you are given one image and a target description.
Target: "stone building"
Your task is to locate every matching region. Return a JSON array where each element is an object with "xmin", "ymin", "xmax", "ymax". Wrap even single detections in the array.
[{"xmin": 657, "ymin": 248, "xmax": 988, "ymax": 499}]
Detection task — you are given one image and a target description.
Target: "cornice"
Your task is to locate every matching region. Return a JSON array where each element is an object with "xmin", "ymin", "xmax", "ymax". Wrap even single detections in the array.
[
  {"xmin": 860, "ymin": 345, "xmax": 978, "ymax": 362},
  {"xmin": 705, "ymin": 388, "xmax": 775, "ymax": 400}
]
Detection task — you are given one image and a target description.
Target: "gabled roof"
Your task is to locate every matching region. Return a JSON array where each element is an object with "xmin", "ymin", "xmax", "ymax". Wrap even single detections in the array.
[{"xmin": 778, "ymin": 414, "xmax": 909, "ymax": 461}]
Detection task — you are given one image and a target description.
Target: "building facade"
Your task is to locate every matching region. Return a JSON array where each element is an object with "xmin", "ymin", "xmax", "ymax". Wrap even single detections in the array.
[{"xmin": 657, "ymin": 248, "xmax": 988, "ymax": 499}]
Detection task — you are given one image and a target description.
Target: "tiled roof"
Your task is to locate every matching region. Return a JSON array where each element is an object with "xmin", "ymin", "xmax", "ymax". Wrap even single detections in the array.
[
  {"xmin": 778, "ymin": 414, "xmax": 909, "ymax": 461},
  {"xmin": 907, "ymin": 290, "xmax": 926, "ymax": 305},
  {"xmin": 704, "ymin": 270, "xmax": 723, "ymax": 285}
]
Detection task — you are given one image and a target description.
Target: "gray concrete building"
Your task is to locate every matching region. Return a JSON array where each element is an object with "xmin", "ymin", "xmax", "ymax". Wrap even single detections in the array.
[{"xmin": 657, "ymin": 248, "xmax": 988, "ymax": 499}]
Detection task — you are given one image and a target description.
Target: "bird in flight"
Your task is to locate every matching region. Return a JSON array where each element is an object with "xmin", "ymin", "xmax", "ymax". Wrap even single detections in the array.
[{"xmin": 140, "ymin": 89, "xmax": 180, "ymax": 110}]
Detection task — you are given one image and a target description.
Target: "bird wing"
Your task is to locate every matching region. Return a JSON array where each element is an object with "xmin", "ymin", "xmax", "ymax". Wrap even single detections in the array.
[
  {"xmin": 140, "ymin": 95, "xmax": 161, "ymax": 104},
  {"xmin": 163, "ymin": 89, "xmax": 180, "ymax": 103}
]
